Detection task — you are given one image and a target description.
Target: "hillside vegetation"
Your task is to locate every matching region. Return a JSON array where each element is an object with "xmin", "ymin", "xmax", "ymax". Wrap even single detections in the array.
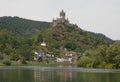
[
  {"xmin": 41, "ymin": 24, "xmax": 113, "ymax": 53},
  {"xmin": 0, "ymin": 16, "xmax": 120, "ymax": 68},
  {"xmin": 0, "ymin": 16, "xmax": 50, "ymax": 35}
]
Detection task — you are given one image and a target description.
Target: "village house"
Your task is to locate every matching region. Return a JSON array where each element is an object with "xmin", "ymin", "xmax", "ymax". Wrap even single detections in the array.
[{"xmin": 56, "ymin": 51, "xmax": 78, "ymax": 63}]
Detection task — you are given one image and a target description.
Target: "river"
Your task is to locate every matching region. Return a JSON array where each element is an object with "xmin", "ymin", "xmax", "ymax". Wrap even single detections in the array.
[{"xmin": 0, "ymin": 66, "xmax": 120, "ymax": 82}]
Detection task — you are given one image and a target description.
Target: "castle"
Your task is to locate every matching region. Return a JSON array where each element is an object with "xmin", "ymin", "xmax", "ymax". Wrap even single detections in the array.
[{"xmin": 52, "ymin": 10, "xmax": 69, "ymax": 26}]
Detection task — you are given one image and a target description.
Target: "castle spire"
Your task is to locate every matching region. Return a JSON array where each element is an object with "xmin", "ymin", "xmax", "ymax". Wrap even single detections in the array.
[{"xmin": 60, "ymin": 9, "xmax": 65, "ymax": 19}]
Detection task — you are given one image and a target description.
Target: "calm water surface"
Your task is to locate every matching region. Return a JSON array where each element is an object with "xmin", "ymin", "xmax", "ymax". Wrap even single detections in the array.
[{"xmin": 0, "ymin": 66, "xmax": 120, "ymax": 82}]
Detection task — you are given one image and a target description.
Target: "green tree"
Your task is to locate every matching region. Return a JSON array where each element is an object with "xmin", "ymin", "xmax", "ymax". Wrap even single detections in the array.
[
  {"xmin": 106, "ymin": 42, "xmax": 120, "ymax": 68},
  {"xmin": 64, "ymin": 41, "xmax": 76, "ymax": 50},
  {"xmin": 77, "ymin": 56, "xmax": 92, "ymax": 67},
  {"xmin": 34, "ymin": 33, "xmax": 43, "ymax": 43},
  {"xmin": 0, "ymin": 52, "xmax": 3, "ymax": 59},
  {"xmin": 10, "ymin": 53, "xmax": 19, "ymax": 61}
]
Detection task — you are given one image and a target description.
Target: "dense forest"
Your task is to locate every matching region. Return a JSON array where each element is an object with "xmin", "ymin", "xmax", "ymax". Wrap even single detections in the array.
[
  {"xmin": 0, "ymin": 16, "xmax": 50, "ymax": 35},
  {"xmin": 0, "ymin": 16, "xmax": 50, "ymax": 63},
  {"xmin": 0, "ymin": 16, "xmax": 120, "ymax": 68},
  {"xmin": 77, "ymin": 42, "xmax": 120, "ymax": 69}
]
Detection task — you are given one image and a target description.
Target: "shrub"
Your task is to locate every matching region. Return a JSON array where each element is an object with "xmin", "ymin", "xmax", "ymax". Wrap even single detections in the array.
[
  {"xmin": 0, "ymin": 54, "xmax": 3, "ymax": 60},
  {"xmin": 77, "ymin": 56, "xmax": 92, "ymax": 67},
  {"xmin": 105, "ymin": 63, "xmax": 115, "ymax": 69},
  {"xmin": 64, "ymin": 41, "xmax": 76, "ymax": 50},
  {"xmin": 2, "ymin": 59, "xmax": 11, "ymax": 66},
  {"xmin": 97, "ymin": 62, "xmax": 106, "ymax": 68},
  {"xmin": 21, "ymin": 58, "xmax": 27, "ymax": 64}
]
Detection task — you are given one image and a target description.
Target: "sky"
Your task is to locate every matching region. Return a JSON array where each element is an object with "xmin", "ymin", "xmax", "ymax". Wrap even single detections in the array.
[{"xmin": 0, "ymin": 0, "xmax": 120, "ymax": 40}]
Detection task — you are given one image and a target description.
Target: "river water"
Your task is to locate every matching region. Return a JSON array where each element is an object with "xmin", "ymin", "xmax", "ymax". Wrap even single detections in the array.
[{"xmin": 0, "ymin": 66, "xmax": 120, "ymax": 82}]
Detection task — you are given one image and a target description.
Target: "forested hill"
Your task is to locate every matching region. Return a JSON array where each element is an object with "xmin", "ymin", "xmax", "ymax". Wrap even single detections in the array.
[
  {"xmin": 0, "ymin": 16, "xmax": 50, "ymax": 35},
  {"xmin": 0, "ymin": 16, "xmax": 114, "ymax": 44},
  {"xmin": 0, "ymin": 16, "xmax": 119, "ymax": 68},
  {"xmin": 41, "ymin": 24, "xmax": 113, "ymax": 52}
]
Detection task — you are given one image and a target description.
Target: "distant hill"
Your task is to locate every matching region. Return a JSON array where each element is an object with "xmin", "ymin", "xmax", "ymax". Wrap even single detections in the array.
[
  {"xmin": 0, "ymin": 16, "xmax": 50, "ymax": 35},
  {"xmin": 96, "ymin": 33, "xmax": 114, "ymax": 44}
]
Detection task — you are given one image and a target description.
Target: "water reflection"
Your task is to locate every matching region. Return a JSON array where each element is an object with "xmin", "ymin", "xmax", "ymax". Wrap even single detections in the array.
[
  {"xmin": 0, "ymin": 66, "xmax": 120, "ymax": 82},
  {"xmin": 32, "ymin": 67, "xmax": 120, "ymax": 82},
  {"xmin": 34, "ymin": 70, "xmax": 54, "ymax": 82},
  {"xmin": 34, "ymin": 69, "xmax": 77, "ymax": 82},
  {"xmin": 0, "ymin": 68, "xmax": 34, "ymax": 82}
]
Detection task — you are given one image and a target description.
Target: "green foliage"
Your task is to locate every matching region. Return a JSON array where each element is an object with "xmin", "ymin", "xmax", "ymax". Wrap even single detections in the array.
[
  {"xmin": 0, "ymin": 16, "xmax": 50, "ymax": 35},
  {"xmin": 18, "ymin": 44, "xmax": 33, "ymax": 60},
  {"xmin": 106, "ymin": 42, "xmax": 120, "ymax": 68},
  {"xmin": 34, "ymin": 34, "xmax": 43, "ymax": 43},
  {"xmin": 113, "ymin": 55, "xmax": 120, "ymax": 67},
  {"xmin": 10, "ymin": 53, "xmax": 19, "ymax": 61},
  {"xmin": 64, "ymin": 41, "xmax": 76, "ymax": 50},
  {"xmin": 0, "ymin": 16, "xmax": 116, "ymax": 69},
  {"xmin": 0, "ymin": 53, "xmax": 3, "ymax": 59},
  {"xmin": 52, "ymin": 49, "xmax": 60, "ymax": 57},
  {"xmin": 77, "ymin": 56, "xmax": 92, "ymax": 68},
  {"xmin": 51, "ymin": 42, "xmax": 61, "ymax": 49},
  {"xmin": 105, "ymin": 63, "xmax": 115, "ymax": 69},
  {"xmin": 2, "ymin": 59, "xmax": 11, "ymax": 66},
  {"xmin": 0, "ymin": 28, "xmax": 34, "ymax": 61},
  {"xmin": 21, "ymin": 57, "xmax": 27, "ymax": 64},
  {"xmin": 92, "ymin": 55, "xmax": 103, "ymax": 68},
  {"xmin": 77, "ymin": 42, "xmax": 120, "ymax": 69}
]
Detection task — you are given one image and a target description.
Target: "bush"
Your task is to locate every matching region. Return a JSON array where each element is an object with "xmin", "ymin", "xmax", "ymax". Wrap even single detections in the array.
[
  {"xmin": 97, "ymin": 62, "xmax": 106, "ymax": 68},
  {"xmin": 0, "ymin": 54, "xmax": 3, "ymax": 60},
  {"xmin": 77, "ymin": 56, "xmax": 92, "ymax": 67},
  {"xmin": 64, "ymin": 41, "xmax": 76, "ymax": 50},
  {"xmin": 21, "ymin": 57, "xmax": 27, "ymax": 64},
  {"xmin": 2, "ymin": 59, "xmax": 11, "ymax": 66},
  {"xmin": 105, "ymin": 63, "xmax": 115, "ymax": 69}
]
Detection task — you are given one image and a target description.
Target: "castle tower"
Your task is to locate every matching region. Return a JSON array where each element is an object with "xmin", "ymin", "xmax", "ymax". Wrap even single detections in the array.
[{"xmin": 60, "ymin": 10, "xmax": 65, "ymax": 19}]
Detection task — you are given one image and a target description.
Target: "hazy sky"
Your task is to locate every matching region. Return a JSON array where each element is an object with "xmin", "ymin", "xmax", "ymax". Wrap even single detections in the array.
[{"xmin": 0, "ymin": 0, "xmax": 120, "ymax": 40}]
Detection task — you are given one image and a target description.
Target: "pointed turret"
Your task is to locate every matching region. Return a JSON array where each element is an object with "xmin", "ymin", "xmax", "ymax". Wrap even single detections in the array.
[{"xmin": 60, "ymin": 10, "xmax": 65, "ymax": 19}]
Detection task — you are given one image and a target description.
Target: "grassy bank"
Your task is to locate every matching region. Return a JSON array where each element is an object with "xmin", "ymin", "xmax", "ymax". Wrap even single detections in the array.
[{"xmin": 0, "ymin": 60, "xmax": 76, "ymax": 67}]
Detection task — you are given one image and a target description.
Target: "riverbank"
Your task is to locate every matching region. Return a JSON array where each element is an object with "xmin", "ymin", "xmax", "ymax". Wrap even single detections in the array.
[{"xmin": 0, "ymin": 61, "xmax": 77, "ymax": 67}]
